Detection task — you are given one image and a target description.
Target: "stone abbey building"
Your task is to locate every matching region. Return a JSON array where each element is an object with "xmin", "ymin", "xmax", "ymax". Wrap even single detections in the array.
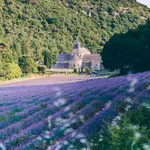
[{"xmin": 53, "ymin": 40, "xmax": 102, "ymax": 70}]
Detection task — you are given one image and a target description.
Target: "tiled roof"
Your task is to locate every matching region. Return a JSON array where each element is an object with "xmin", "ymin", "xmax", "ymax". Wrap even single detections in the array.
[
  {"xmin": 71, "ymin": 55, "xmax": 82, "ymax": 61},
  {"xmin": 82, "ymin": 54, "xmax": 101, "ymax": 62},
  {"xmin": 57, "ymin": 54, "xmax": 101, "ymax": 63},
  {"xmin": 79, "ymin": 48, "xmax": 91, "ymax": 54},
  {"xmin": 71, "ymin": 47, "xmax": 91, "ymax": 55},
  {"xmin": 58, "ymin": 54, "xmax": 70, "ymax": 61}
]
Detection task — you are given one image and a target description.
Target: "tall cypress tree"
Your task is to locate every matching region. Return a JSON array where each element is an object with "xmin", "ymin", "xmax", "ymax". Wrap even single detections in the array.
[{"xmin": 44, "ymin": 51, "xmax": 52, "ymax": 69}]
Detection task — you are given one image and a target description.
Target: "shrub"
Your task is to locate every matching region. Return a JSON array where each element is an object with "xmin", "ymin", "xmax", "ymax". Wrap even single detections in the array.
[
  {"xmin": 73, "ymin": 68, "xmax": 77, "ymax": 73},
  {"xmin": 85, "ymin": 68, "xmax": 91, "ymax": 74},
  {"xmin": 7, "ymin": 63, "xmax": 22, "ymax": 79},
  {"xmin": 0, "ymin": 62, "xmax": 22, "ymax": 80},
  {"xmin": 90, "ymin": 105, "xmax": 150, "ymax": 150},
  {"xmin": 37, "ymin": 65, "xmax": 47, "ymax": 74}
]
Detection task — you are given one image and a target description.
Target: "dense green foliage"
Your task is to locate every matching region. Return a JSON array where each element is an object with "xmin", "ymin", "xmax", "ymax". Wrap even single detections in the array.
[
  {"xmin": 102, "ymin": 20, "xmax": 150, "ymax": 74},
  {"xmin": 0, "ymin": 39, "xmax": 22, "ymax": 79},
  {"xmin": 19, "ymin": 56, "xmax": 38, "ymax": 74},
  {"xmin": 37, "ymin": 65, "xmax": 47, "ymax": 74},
  {"xmin": 0, "ymin": 0, "xmax": 150, "ymax": 58},
  {"xmin": 0, "ymin": 0, "xmax": 150, "ymax": 78},
  {"xmin": 91, "ymin": 105, "xmax": 150, "ymax": 150},
  {"xmin": 0, "ymin": 62, "xmax": 22, "ymax": 80},
  {"xmin": 44, "ymin": 51, "xmax": 52, "ymax": 69}
]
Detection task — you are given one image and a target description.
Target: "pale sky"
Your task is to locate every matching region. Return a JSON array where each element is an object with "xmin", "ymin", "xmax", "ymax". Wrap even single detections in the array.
[{"xmin": 137, "ymin": 0, "xmax": 150, "ymax": 8}]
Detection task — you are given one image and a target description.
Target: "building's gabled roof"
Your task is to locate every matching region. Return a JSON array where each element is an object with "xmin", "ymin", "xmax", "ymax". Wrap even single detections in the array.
[
  {"xmin": 58, "ymin": 54, "xmax": 82, "ymax": 62},
  {"xmin": 58, "ymin": 54, "xmax": 101, "ymax": 62},
  {"xmin": 71, "ymin": 47, "xmax": 91, "ymax": 55},
  {"xmin": 71, "ymin": 55, "xmax": 82, "ymax": 61},
  {"xmin": 79, "ymin": 48, "xmax": 91, "ymax": 54},
  {"xmin": 58, "ymin": 54, "xmax": 70, "ymax": 61},
  {"xmin": 82, "ymin": 54, "xmax": 101, "ymax": 62}
]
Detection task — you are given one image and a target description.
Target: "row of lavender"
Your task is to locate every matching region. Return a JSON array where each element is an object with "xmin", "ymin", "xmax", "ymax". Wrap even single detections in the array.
[
  {"xmin": 49, "ymin": 72, "xmax": 150, "ymax": 150},
  {"xmin": 0, "ymin": 77, "xmax": 111, "ymax": 149},
  {"xmin": 1, "ymin": 72, "xmax": 150, "ymax": 150}
]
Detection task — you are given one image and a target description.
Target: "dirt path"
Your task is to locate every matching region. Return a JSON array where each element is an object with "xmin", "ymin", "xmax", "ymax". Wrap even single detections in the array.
[
  {"xmin": 0, "ymin": 75, "xmax": 46, "ymax": 85},
  {"xmin": 0, "ymin": 74, "xmax": 80, "ymax": 86}
]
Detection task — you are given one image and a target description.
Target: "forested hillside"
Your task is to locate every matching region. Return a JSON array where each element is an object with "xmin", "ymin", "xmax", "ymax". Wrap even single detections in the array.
[{"xmin": 0, "ymin": 0, "xmax": 150, "ymax": 79}]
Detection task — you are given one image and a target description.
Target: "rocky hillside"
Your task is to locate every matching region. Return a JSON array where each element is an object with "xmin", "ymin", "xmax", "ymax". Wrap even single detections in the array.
[{"xmin": 0, "ymin": 0, "xmax": 150, "ymax": 62}]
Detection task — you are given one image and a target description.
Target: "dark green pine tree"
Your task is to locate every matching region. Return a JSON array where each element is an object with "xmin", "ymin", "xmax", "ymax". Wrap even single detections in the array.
[{"xmin": 44, "ymin": 51, "xmax": 52, "ymax": 69}]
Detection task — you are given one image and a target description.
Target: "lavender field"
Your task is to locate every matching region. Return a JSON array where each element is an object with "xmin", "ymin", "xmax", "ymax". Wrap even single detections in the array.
[{"xmin": 0, "ymin": 73, "xmax": 150, "ymax": 150}]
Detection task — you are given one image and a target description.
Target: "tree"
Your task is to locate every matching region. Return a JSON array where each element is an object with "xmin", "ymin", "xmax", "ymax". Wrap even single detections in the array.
[
  {"xmin": 101, "ymin": 20, "xmax": 150, "ymax": 74},
  {"xmin": 0, "ymin": 40, "xmax": 22, "ymax": 80},
  {"xmin": 19, "ymin": 56, "xmax": 38, "ymax": 74},
  {"xmin": 44, "ymin": 51, "xmax": 52, "ymax": 69},
  {"xmin": 101, "ymin": 33, "xmax": 132, "ymax": 74},
  {"xmin": 0, "ymin": 40, "xmax": 13, "ymax": 63}
]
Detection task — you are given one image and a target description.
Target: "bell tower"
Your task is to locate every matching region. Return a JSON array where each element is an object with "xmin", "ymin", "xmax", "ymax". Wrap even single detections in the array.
[{"xmin": 73, "ymin": 40, "xmax": 80, "ymax": 50}]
